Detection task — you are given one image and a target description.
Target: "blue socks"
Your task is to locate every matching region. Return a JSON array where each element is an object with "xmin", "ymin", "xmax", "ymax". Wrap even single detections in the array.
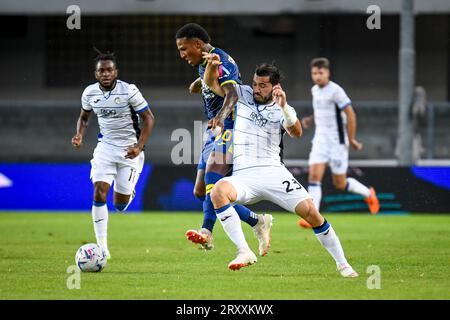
[
  {"xmin": 202, "ymin": 193, "xmax": 217, "ymax": 232},
  {"xmin": 234, "ymin": 205, "xmax": 259, "ymax": 227},
  {"xmin": 202, "ymin": 172, "xmax": 223, "ymax": 232}
]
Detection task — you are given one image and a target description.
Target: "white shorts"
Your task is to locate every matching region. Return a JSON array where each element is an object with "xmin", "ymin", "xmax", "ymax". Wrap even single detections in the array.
[
  {"xmin": 308, "ymin": 135, "xmax": 349, "ymax": 175},
  {"xmin": 90, "ymin": 141, "xmax": 145, "ymax": 195},
  {"xmin": 221, "ymin": 166, "xmax": 312, "ymax": 213}
]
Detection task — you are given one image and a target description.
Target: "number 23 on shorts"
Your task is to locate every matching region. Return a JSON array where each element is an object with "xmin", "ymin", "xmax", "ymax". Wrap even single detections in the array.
[{"xmin": 282, "ymin": 179, "xmax": 302, "ymax": 193}]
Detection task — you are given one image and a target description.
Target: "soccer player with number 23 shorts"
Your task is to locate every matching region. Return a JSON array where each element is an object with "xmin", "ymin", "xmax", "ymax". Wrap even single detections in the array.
[
  {"xmin": 202, "ymin": 54, "xmax": 358, "ymax": 277},
  {"xmin": 175, "ymin": 23, "xmax": 272, "ymax": 254}
]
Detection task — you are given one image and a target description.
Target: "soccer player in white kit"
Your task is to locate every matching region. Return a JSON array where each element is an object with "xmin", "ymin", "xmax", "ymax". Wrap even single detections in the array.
[
  {"xmin": 202, "ymin": 55, "xmax": 358, "ymax": 277},
  {"xmin": 298, "ymin": 58, "xmax": 379, "ymax": 228},
  {"xmin": 71, "ymin": 50, "xmax": 155, "ymax": 259}
]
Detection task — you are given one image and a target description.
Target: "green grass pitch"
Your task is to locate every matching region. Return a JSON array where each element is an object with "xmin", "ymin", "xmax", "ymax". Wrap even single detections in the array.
[{"xmin": 0, "ymin": 212, "xmax": 449, "ymax": 300}]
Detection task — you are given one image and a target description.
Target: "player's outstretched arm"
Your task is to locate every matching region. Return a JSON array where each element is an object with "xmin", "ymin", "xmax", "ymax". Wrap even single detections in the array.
[
  {"xmin": 189, "ymin": 77, "xmax": 202, "ymax": 94},
  {"xmin": 343, "ymin": 105, "xmax": 363, "ymax": 150},
  {"xmin": 273, "ymin": 85, "xmax": 302, "ymax": 138},
  {"xmin": 301, "ymin": 114, "xmax": 314, "ymax": 129},
  {"xmin": 202, "ymin": 52, "xmax": 225, "ymax": 97},
  {"xmin": 126, "ymin": 108, "xmax": 155, "ymax": 159},
  {"xmin": 212, "ymin": 83, "xmax": 238, "ymax": 134},
  {"xmin": 285, "ymin": 117, "xmax": 302, "ymax": 138},
  {"xmin": 72, "ymin": 109, "xmax": 91, "ymax": 149}
]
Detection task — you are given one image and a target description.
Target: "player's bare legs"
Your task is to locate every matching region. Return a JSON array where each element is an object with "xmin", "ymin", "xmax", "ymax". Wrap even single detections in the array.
[
  {"xmin": 94, "ymin": 181, "xmax": 110, "ymax": 203},
  {"xmin": 331, "ymin": 174, "xmax": 347, "ymax": 190},
  {"xmin": 193, "ymin": 169, "xmax": 206, "ymax": 200},
  {"xmin": 294, "ymin": 198, "xmax": 358, "ymax": 277},
  {"xmin": 210, "ymin": 180, "xmax": 257, "ymax": 270},
  {"xmin": 210, "ymin": 179, "xmax": 237, "ymax": 207},
  {"xmin": 332, "ymin": 173, "xmax": 380, "ymax": 214},
  {"xmin": 308, "ymin": 163, "xmax": 327, "ymax": 210},
  {"xmin": 113, "ymin": 191, "xmax": 132, "ymax": 212},
  {"xmin": 294, "ymin": 198, "xmax": 325, "ymax": 227},
  {"xmin": 92, "ymin": 181, "xmax": 111, "ymax": 259},
  {"xmin": 299, "ymin": 163, "xmax": 327, "ymax": 228}
]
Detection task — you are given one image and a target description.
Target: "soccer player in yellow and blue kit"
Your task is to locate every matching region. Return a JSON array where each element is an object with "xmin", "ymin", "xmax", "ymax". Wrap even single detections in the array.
[{"xmin": 175, "ymin": 23, "xmax": 272, "ymax": 254}]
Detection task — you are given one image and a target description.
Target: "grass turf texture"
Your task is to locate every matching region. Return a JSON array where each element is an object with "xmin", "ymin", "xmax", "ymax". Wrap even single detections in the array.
[{"xmin": 0, "ymin": 212, "xmax": 449, "ymax": 300}]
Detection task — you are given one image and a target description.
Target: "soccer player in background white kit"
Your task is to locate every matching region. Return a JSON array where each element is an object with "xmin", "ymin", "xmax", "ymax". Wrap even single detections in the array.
[
  {"xmin": 299, "ymin": 58, "xmax": 379, "ymax": 228},
  {"xmin": 203, "ymin": 54, "xmax": 358, "ymax": 277},
  {"xmin": 72, "ymin": 50, "xmax": 155, "ymax": 258}
]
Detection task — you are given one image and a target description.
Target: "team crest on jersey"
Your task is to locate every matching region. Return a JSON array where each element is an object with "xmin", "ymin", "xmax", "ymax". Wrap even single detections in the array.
[
  {"xmin": 250, "ymin": 112, "xmax": 268, "ymax": 127},
  {"xmin": 266, "ymin": 111, "xmax": 275, "ymax": 121}
]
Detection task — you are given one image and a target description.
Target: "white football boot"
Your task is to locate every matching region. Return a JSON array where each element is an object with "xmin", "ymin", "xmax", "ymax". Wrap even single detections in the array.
[
  {"xmin": 252, "ymin": 214, "xmax": 273, "ymax": 256},
  {"xmin": 104, "ymin": 248, "xmax": 111, "ymax": 260},
  {"xmin": 228, "ymin": 248, "xmax": 257, "ymax": 271},
  {"xmin": 97, "ymin": 238, "xmax": 111, "ymax": 260},
  {"xmin": 337, "ymin": 262, "xmax": 359, "ymax": 278}
]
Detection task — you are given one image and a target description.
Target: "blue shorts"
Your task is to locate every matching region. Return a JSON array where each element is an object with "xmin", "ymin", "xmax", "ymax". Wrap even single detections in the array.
[{"xmin": 197, "ymin": 128, "xmax": 234, "ymax": 171}]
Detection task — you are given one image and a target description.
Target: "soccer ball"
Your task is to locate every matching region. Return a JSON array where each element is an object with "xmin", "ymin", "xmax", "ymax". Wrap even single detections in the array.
[{"xmin": 75, "ymin": 243, "xmax": 107, "ymax": 272}]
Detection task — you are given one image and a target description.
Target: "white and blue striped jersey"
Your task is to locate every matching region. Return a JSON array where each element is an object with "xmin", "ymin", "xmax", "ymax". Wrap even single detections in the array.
[
  {"xmin": 81, "ymin": 80, "xmax": 149, "ymax": 147},
  {"xmin": 232, "ymin": 84, "xmax": 296, "ymax": 172},
  {"xmin": 311, "ymin": 81, "xmax": 351, "ymax": 144}
]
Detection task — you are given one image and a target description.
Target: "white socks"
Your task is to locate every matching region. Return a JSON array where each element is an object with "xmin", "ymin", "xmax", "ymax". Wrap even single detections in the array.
[
  {"xmin": 309, "ymin": 178, "xmax": 370, "ymax": 207},
  {"xmin": 346, "ymin": 177, "xmax": 371, "ymax": 198},
  {"xmin": 92, "ymin": 202, "xmax": 108, "ymax": 250},
  {"xmin": 216, "ymin": 204, "xmax": 250, "ymax": 251},
  {"xmin": 308, "ymin": 182, "xmax": 322, "ymax": 210},
  {"xmin": 314, "ymin": 221, "xmax": 348, "ymax": 266}
]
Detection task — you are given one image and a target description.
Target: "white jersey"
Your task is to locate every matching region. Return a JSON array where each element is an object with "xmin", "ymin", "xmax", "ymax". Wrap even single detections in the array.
[
  {"xmin": 232, "ymin": 84, "xmax": 296, "ymax": 172},
  {"xmin": 311, "ymin": 80, "xmax": 351, "ymax": 144},
  {"xmin": 81, "ymin": 80, "xmax": 149, "ymax": 147}
]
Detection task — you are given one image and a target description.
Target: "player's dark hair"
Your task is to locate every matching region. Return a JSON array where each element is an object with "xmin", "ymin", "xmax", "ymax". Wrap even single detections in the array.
[
  {"xmin": 93, "ymin": 47, "xmax": 117, "ymax": 69},
  {"xmin": 254, "ymin": 63, "xmax": 283, "ymax": 85},
  {"xmin": 175, "ymin": 23, "xmax": 211, "ymax": 43},
  {"xmin": 311, "ymin": 57, "xmax": 330, "ymax": 69}
]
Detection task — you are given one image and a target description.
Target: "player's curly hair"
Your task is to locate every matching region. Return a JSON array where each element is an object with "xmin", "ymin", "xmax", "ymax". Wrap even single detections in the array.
[
  {"xmin": 175, "ymin": 23, "xmax": 211, "ymax": 43},
  {"xmin": 93, "ymin": 46, "xmax": 117, "ymax": 68},
  {"xmin": 255, "ymin": 63, "xmax": 284, "ymax": 85}
]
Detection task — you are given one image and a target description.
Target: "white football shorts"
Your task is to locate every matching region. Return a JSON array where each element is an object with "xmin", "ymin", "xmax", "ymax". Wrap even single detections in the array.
[
  {"xmin": 308, "ymin": 135, "xmax": 349, "ymax": 175},
  {"xmin": 90, "ymin": 141, "xmax": 144, "ymax": 195},
  {"xmin": 221, "ymin": 165, "xmax": 312, "ymax": 213}
]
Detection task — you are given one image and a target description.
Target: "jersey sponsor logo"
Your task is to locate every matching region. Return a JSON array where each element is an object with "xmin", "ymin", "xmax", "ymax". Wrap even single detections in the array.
[
  {"xmin": 250, "ymin": 112, "xmax": 268, "ymax": 127},
  {"xmin": 99, "ymin": 108, "xmax": 117, "ymax": 118},
  {"xmin": 201, "ymin": 82, "xmax": 216, "ymax": 101}
]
